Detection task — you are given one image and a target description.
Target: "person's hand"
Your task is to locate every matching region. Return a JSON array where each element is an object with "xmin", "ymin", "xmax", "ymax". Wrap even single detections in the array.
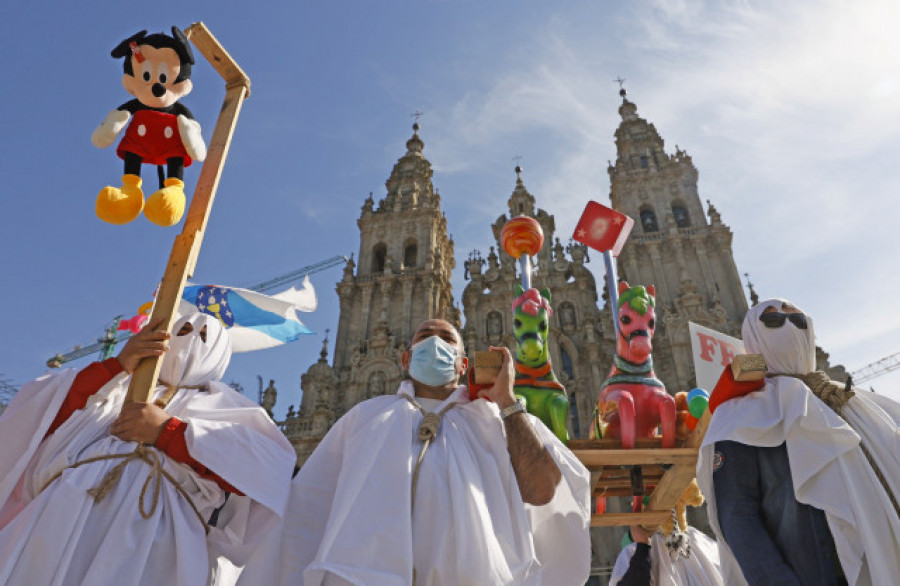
[
  {"xmin": 110, "ymin": 401, "xmax": 171, "ymax": 444},
  {"xmin": 116, "ymin": 317, "xmax": 170, "ymax": 374},
  {"xmin": 630, "ymin": 524, "xmax": 653, "ymax": 545},
  {"xmin": 477, "ymin": 346, "xmax": 517, "ymax": 409}
]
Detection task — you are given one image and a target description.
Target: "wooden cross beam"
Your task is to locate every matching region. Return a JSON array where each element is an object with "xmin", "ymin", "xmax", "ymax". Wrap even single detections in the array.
[{"xmin": 125, "ymin": 22, "xmax": 250, "ymax": 404}]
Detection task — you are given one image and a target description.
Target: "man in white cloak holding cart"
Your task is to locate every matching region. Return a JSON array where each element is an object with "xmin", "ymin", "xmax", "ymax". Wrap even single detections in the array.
[
  {"xmin": 0, "ymin": 313, "xmax": 296, "ymax": 586},
  {"xmin": 250, "ymin": 317, "xmax": 591, "ymax": 586}
]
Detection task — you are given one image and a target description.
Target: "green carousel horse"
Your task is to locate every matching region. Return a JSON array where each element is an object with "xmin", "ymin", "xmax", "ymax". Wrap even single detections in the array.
[{"xmin": 511, "ymin": 284, "xmax": 570, "ymax": 442}]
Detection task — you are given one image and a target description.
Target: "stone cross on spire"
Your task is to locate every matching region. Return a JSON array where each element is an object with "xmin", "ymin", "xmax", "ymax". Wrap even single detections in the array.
[
  {"xmin": 614, "ymin": 76, "xmax": 628, "ymax": 99},
  {"xmin": 744, "ymin": 273, "xmax": 760, "ymax": 306}
]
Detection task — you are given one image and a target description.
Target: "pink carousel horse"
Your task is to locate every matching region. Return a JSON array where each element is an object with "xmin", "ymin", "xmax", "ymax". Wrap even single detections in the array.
[{"xmin": 590, "ymin": 282, "xmax": 676, "ymax": 449}]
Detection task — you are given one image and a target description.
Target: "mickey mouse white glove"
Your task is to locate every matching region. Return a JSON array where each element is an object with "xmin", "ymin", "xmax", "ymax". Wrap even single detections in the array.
[
  {"xmin": 177, "ymin": 115, "xmax": 207, "ymax": 162},
  {"xmin": 91, "ymin": 109, "xmax": 131, "ymax": 148}
]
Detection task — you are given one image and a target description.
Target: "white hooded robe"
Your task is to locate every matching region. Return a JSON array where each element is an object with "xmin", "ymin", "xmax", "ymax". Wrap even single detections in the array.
[
  {"xmin": 264, "ymin": 381, "xmax": 591, "ymax": 586},
  {"xmin": 609, "ymin": 527, "xmax": 724, "ymax": 586},
  {"xmin": 0, "ymin": 314, "xmax": 296, "ymax": 586},
  {"xmin": 696, "ymin": 298, "xmax": 900, "ymax": 586}
]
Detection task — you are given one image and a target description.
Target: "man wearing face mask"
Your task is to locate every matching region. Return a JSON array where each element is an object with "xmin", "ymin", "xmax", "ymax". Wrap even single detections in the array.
[
  {"xmin": 696, "ymin": 299, "xmax": 900, "ymax": 586},
  {"xmin": 0, "ymin": 313, "xmax": 296, "ymax": 586},
  {"xmin": 265, "ymin": 318, "xmax": 591, "ymax": 586}
]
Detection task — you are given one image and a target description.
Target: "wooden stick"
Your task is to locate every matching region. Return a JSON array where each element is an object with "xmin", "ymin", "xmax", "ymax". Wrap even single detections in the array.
[
  {"xmin": 591, "ymin": 511, "xmax": 670, "ymax": 527},
  {"xmin": 185, "ymin": 22, "xmax": 251, "ymax": 95},
  {"xmin": 571, "ymin": 447, "xmax": 698, "ymax": 468},
  {"xmin": 645, "ymin": 409, "xmax": 710, "ymax": 516},
  {"xmin": 125, "ymin": 23, "xmax": 249, "ymax": 404}
]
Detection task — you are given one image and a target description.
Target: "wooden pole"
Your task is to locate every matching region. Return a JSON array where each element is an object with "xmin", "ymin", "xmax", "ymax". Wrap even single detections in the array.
[{"xmin": 125, "ymin": 23, "xmax": 250, "ymax": 404}]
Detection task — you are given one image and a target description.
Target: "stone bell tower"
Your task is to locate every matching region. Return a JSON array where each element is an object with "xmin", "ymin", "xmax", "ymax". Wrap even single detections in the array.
[
  {"xmin": 608, "ymin": 89, "xmax": 748, "ymax": 391},
  {"xmin": 285, "ymin": 123, "xmax": 457, "ymax": 464}
]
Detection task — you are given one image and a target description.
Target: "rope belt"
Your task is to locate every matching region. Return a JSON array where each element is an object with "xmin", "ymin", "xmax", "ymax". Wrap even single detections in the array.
[
  {"xmin": 38, "ymin": 381, "xmax": 211, "ymax": 533},
  {"xmin": 402, "ymin": 394, "xmax": 456, "ymax": 586},
  {"xmin": 40, "ymin": 444, "xmax": 209, "ymax": 533},
  {"xmin": 769, "ymin": 371, "xmax": 899, "ymax": 520}
]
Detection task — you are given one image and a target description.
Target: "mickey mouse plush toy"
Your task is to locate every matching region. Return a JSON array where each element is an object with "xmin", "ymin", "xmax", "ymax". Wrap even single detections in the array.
[{"xmin": 92, "ymin": 27, "xmax": 206, "ymax": 226}]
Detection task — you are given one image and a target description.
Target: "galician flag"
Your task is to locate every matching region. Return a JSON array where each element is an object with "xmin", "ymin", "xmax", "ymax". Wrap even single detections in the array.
[{"xmin": 179, "ymin": 275, "xmax": 317, "ymax": 352}]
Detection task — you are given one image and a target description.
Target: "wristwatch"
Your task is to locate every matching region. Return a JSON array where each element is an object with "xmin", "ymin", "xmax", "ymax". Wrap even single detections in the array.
[{"xmin": 500, "ymin": 398, "xmax": 526, "ymax": 419}]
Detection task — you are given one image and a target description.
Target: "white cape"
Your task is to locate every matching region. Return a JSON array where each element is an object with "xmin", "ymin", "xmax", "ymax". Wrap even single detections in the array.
[
  {"xmin": 609, "ymin": 527, "xmax": 723, "ymax": 586},
  {"xmin": 697, "ymin": 378, "xmax": 900, "ymax": 586},
  {"xmin": 256, "ymin": 382, "xmax": 591, "ymax": 586},
  {"xmin": 0, "ymin": 368, "xmax": 296, "ymax": 586}
]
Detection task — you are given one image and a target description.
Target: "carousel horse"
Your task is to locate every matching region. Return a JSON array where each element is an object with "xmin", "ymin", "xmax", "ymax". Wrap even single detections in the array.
[
  {"xmin": 590, "ymin": 282, "xmax": 676, "ymax": 449},
  {"xmin": 511, "ymin": 285, "xmax": 570, "ymax": 443}
]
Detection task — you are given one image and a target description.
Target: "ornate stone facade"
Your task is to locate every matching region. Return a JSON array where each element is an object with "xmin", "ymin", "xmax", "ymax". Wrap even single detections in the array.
[
  {"xmin": 285, "ymin": 124, "xmax": 457, "ymax": 464},
  {"xmin": 460, "ymin": 167, "xmax": 617, "ymax": 439}
]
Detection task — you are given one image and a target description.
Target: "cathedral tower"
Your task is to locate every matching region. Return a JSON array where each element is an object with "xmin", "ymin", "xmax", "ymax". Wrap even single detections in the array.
[
  {"xmin": 287, "ymin": 123, "xmax": 457, "ymax": 463},
  {"xmin": 609, "ymin": 89, "xmax": 748, "ymax": 391}
]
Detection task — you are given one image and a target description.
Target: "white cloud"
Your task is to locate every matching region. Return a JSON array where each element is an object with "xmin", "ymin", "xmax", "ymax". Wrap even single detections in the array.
[{"xmin": 425, "ymin": 0, "xmax": 900, "ymax": 382}]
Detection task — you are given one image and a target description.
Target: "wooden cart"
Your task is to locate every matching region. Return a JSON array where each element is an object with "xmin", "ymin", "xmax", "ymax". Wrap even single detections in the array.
[{"xmin": 569, "ymin": 410, "xmax": 711, "ymax": 527}]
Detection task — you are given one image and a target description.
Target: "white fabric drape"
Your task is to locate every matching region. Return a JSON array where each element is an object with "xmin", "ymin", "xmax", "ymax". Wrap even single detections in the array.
[
  {"xmin": 255, "ymin": 381, "xmax": 590, "ymax": 586},
  {"xmin": 697, "ymin": 298, "xmax": 900, "ymax": 586},
  {"xmin": 609, "ymin": 527, "xmax": 723, "ymax": 586},
  {"xmin": 0, "ymin": 314, "xmax": 295, "ymax": 586}
]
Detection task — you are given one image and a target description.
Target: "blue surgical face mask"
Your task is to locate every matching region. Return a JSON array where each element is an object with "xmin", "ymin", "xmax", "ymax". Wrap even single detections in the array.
[{"xmin": 408, "ymin": 335, "xmax": 460, "ymax": 387}]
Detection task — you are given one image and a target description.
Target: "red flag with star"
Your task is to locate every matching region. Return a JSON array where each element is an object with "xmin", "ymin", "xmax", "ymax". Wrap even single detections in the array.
[{"xmin": 572, "ymin": 201, "xmax": 634, "ymax": 256}]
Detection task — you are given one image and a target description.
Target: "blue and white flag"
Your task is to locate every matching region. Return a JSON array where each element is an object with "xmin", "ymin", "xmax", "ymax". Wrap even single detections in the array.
[{"xmin": 179, "ymin": 275, "xmax": 317, "ymax": 353}]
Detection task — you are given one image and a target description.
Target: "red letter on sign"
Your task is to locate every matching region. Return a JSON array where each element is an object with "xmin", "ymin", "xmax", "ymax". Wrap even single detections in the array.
[
  {"xmin": 718, "ymin": 341, "xmax": 737, "ymax": 367},
  {"xmin": 697, "ymin": 332, "xmax": 718, "ymax": 363}
]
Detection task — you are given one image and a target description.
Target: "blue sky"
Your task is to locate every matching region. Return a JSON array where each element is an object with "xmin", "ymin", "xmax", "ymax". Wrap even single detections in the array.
[{"xmin": 2, "ymin": 0, "xmax": 900, "ymax": 416}]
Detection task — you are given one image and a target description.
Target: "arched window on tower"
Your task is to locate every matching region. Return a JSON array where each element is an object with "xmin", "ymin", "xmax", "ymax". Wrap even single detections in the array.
[
  {"xmin": 486, "ymin": 311, "xmax": 503, "ymax": 338},
  {"xmin": 558, "ymin": 302, "xmax": 576, "ymax": 332},
  {"xmin": 404, "ymin": 241, "xmax": 418, "ymax": 269},
  {"xmin": 560, "ymin": 347, "xmax": 574, "ymax": 380},
  {"xmin": 372, "ymin": 243, "xmax": 387, "ymax": 274},
  {"xmin": 569, "ymin": 393, "xmax": 581, "ymax": 438},
  {"xmin": 639, "ymin": 207, "xmax": 659, "ymax": 233},
  {"xmin": 367, "ymin": 371, "xmax": 386, "ymax": 398},
  {"xmin": 672, "ymin": 202, "xmax": 691, "ymax": 228}
]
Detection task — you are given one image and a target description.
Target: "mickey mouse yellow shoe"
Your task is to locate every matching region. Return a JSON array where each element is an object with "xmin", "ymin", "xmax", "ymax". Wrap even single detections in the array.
[
  {"xmin": 144, "ymin": 178, "xmax": 186, "ymax": 227},
  {"xmin": 96, "ymin": 174, "xmax": 144, "ymax": 224}
]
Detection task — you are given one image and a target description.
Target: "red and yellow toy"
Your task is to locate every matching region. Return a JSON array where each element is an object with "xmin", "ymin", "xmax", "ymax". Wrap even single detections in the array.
[{"xmin": 92, "ymin": 27, "xmax": 206, "ymax": 226}]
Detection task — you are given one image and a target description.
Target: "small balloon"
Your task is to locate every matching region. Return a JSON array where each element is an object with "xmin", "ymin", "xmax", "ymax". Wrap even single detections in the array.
[
  {"xmin": 687, "ymin": 388, "xmax": 710, "ymax": 419},
  {"xmin": 685, "ymin": 412, "xmax": 699, "ymax": 431},
  {"xmin": 118, "ymin": 314, "xmax": 149, "ymax": 334}
]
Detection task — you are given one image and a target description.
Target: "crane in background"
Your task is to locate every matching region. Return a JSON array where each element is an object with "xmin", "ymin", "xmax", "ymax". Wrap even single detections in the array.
[
  {"xmin": 849, "ymin": 350, "xmax": 900, "ymax": 385},
  {"xmin": 0, "ymin": 375, "xmax": 18, "ymax": 404},
  {"xmin": 46, "ymin": 254, "xmax": 349, "ymax": 369}
]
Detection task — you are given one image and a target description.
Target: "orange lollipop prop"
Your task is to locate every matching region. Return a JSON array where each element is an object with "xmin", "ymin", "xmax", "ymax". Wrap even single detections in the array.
[
  {"xmin": 501, "ymin": 216, "xmax": 544, "ymax": 259},
  {"xmin": 501, "ymin": 215, "xmax": 544, "ymax": 288}
]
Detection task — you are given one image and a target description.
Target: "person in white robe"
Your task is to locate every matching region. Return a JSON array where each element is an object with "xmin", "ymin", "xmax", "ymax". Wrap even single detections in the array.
[
  {"xmin": 697, "ymin": 298, "xmax": 900, "ymax": 586},
  {"xmin": 252, "ymin": 318, "xmax": 591, "ymax": 586},
  {"xmin": 609, "ymin": 524, "xmax": 723, "ymax": 586},
  {"xmin": 0, "ymin": 313, "xmax": 296, "ymax": 586}
]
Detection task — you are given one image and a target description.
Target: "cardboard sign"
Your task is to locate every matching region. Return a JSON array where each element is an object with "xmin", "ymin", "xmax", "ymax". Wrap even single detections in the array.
[
  {"xmin": 689, "ymin": 322, "xmax": 744, "ymax": 392},
  {"xmin": 572, "ymin": 201, "xmax": 634, "ymax": 256}
]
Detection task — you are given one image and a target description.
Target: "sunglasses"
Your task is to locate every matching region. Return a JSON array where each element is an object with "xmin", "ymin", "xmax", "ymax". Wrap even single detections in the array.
[{"xmin": 759, "ymin": 311, "xmax": 808, "ymax": 330}]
